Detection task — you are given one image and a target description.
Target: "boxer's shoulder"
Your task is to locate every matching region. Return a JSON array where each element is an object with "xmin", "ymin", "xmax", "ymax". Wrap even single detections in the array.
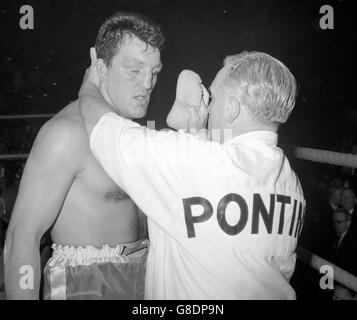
[
  {"xmin": 31, "ymin": 101, "xmax": 88, "ymax": 169},
  {"xmin": 43, "ymin": 101, "xmax": 87, "ymax": 143}
]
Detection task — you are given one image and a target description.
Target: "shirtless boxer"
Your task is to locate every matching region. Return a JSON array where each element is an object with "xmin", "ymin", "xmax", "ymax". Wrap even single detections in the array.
[{"xmin": 4, "ymin": 12, "xmax": 164, "ymax": 299}]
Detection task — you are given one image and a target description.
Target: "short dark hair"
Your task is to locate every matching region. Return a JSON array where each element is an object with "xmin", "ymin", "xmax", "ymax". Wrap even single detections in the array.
[
  {"xmin": 328, "ymin": 186, "xmax": 341, "ymax": 200},
  {"xmin": 95, "ymin": 12, "xmax": 165, "ymax": 67}
]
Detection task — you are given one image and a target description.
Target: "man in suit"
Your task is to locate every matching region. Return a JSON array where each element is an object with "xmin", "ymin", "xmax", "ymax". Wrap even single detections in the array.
[
  {"xmin": 341, "ymin": 187, "xmax": 357, "ymax": 230},
  {"xmin": 331, "ymin": 208, "xmax": 357, "ymax": 299},
  {"xmin": 308, "ymin": 186, "xmax": 341, "ymax": 259}
]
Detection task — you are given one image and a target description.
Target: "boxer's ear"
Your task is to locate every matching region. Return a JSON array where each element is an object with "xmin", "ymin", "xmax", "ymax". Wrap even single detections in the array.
[
  {"xmin": 226, "ymin": 96, "xmax": 240, "ymax": 123},
  {"xmin": 96, "ymin": 59, "xmax": 108, "ymax": 84}
]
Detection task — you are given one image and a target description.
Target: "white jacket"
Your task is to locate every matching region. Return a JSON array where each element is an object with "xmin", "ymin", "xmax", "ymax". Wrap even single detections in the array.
[{"xmin": 90, "ymin": 113, "xmax": 305, "ymax": 300}]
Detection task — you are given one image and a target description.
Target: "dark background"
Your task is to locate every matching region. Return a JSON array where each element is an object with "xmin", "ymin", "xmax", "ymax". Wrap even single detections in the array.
[{"xmin": 0, "ymin": 0, "xmax": 353, "ymax": 147}]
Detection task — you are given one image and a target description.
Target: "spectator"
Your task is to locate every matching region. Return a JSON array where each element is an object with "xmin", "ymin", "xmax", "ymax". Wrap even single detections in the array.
[
  {"xmin": 341, "ymin": 188, "xmax": 357, "ymax": 230},
  {"xmin": 330, "ymin": 208, "xmax": 357, "ymax": 299},
  {"xmin": 308, "ymin": 185, "xmax": 341, "ymax": 259},
  {"xmin": 328, "ymin": 186, "xmax": 342, "ymax": 210},
  {"xmin": 331, "ymin": 208, "xmax": 352, "ymax": 260}
]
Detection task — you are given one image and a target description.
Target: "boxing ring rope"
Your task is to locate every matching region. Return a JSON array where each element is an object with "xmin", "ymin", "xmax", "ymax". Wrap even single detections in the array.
[
  {"xmin": 0, "ymin": 114, "xmax": 53, "ymax": 160},
  {"xmin": 0, "ymin": 114, "xmax": 54, "ymax": 120},
  {"xmin": 283, "ymin": 145, "xmax": 357, "ymax": 169},
  {"xmin": 0, "ymin": 154, "xmax": 28, "ymax": 160},
  {"xmin": 2, "ymin": 144, "xmax": 357, "ymax": 167},
  {"xmin": 1, "ymin": 113, "xmax": 357, "ymax": 293}
]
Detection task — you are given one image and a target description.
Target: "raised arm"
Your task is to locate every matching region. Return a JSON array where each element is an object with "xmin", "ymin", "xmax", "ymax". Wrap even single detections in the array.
[
  {"xmin": 79, "ymin": 48, "xmax": 113, "ymax": 138},
  {"xmin": 4, "ymin": 119, "xmax": 81, "ymax": 299}
]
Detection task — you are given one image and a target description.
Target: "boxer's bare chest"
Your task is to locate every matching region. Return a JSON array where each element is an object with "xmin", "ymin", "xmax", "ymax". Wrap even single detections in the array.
[
  {"xmin": 50, "ymin": 104, "xmax": 140, "ymax": 245},
  {"xmin": 78, "ymin": 152, "xmax": 131, "ymax": 203},
  {"xmin": 60, "ymin": 104, "xmax": 132, "ymax": 205}
]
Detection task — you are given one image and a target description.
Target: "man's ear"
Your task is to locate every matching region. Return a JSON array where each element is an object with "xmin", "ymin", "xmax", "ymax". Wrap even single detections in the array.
[
  {"xmin": 226, "ymin": 96, "xmax": 240, "ymax": 123},
  {"xmin": 96, "ymin": 59, "xmax": 108, "ymax": 84}
]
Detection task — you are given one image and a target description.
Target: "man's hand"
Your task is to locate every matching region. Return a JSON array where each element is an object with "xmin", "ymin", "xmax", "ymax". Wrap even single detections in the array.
[{"xmin": 166, "ymin": 70, "xmax": 209, "ymax": 132}]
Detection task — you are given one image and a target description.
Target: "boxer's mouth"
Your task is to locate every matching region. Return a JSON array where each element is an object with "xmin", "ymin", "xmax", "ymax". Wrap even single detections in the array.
[{"xmin": 135, "ymin": 95, "xmax": 149, "ymax": 105}]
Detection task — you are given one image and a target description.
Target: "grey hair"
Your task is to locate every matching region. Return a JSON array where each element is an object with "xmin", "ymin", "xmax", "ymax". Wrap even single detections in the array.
[{"xmin": 223, "ymin": 51, "xmax": 297, "ymax": 124}]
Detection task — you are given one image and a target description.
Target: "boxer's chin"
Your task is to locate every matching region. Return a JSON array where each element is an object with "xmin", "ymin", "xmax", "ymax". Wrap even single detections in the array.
[{"xmin": 132, "ymin": 103, "xmax": 148, "ymax": 118}]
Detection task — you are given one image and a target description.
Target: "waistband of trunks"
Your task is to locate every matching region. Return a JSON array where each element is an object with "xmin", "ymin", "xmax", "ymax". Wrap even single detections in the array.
[{"xmin": 47, "ymin": 239, "xmax": 149, "ymax": 268}]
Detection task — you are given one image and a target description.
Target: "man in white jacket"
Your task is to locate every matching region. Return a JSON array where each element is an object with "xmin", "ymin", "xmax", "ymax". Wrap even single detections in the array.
[{"xmin": 79, "ymin": 49, "xmax": 305, "ymax": 299}]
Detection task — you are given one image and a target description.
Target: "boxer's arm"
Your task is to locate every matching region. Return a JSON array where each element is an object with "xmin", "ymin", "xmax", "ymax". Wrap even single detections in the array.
[{"xmin": 4, "ymin": 119, "xmax": 80, "ymax": 299}]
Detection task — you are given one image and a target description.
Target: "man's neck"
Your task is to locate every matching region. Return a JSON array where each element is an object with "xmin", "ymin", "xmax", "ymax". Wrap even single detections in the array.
[
  {"xmin": 230, "ymin": 123, "xmax": 277, "ymax": 140},
  {"xmin": 98, "ymin": 84, "xmax": 111, "ymax": 104}
]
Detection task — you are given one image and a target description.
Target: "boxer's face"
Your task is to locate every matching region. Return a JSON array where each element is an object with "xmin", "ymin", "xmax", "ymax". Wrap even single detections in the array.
[{"xmin": 100, "ymin": 36, "xmax": 162, "ymax": 119}]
